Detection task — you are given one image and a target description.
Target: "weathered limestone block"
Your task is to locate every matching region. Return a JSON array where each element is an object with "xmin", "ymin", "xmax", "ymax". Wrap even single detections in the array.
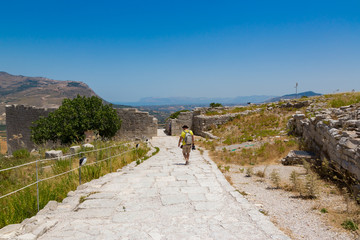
[
  {"xmin": 166, "ymin": 111, "xmax": 194, "ymax": 136},
  {"xmin": 45, "ymin": 150, "xmax": 63, "ymax": 159},
  {"xmin": 289, "ymin": 103, "xmax": 360, "ymax": 183},
  {"xmin": 82, "ymin": 143, "xmax": 94, "ymax": 149},
  {"xmin": 314, "ymin": 114, "xmax": 327, "ymax": 123},
  {"xmin": 329, "ymin": 119, "xmax": 341, "ymax": 128},
  {"xmin": 339, "ymin": 137, "xmax": 358, "ymax": 149},
  {"xmin": 293, "ymin": 113, "xmax": 306, "ymax": 120},
  {"xmin": 116, "ymin": 108, "xmax": 158, "ymax": 140},
  {"xmin": 281, "ymin": 150, "xmax": 316, "ymax": 165},
  {"xmin": 344, "ymin": 120, "xmax": 360, "ymax": 129},
  {"xmin": 349, "ymin": 138, "xmax": 360, "ymax": 145},
  {"xmin": 343, "ymin": 148, "xmax": 356, "ymax": 159},
  {"xmin": 5, "ymin": 105, "xmax": 158, "ymax": 155},
  {"xmin": 0, "ymin": 224, "xmax": 22, "ymax": 240},
  {"xmin": 6, "ymin": 105, "xmax": 57, "ymax": 154},
  {"xmin": 70, "ymin": 146, "xmax": 81, "ymax": 154}
]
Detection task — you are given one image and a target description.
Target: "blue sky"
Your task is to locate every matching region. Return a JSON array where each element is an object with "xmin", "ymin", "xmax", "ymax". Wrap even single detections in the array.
[{"xmin": 1, "ymin": 0, "xmax": 359, "ymax": 102}]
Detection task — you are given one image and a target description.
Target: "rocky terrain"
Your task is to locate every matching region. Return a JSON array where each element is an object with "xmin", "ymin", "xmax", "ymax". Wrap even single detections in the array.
[{"xmin": 289, "ymin": 102, "xmax": 360, "ymax": 184}]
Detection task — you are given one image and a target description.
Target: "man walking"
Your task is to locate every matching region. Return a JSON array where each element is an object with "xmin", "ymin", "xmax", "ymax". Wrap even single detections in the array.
[{"xmin": 178, "ymin": 125, "xmax": 195, "ymax": 165}]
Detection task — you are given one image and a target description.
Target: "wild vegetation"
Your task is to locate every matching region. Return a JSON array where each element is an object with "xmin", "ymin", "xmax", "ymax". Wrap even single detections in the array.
[
  {"xmin": 167, "ymin": 110, "xmax": 190, "ymax": 120},
  {"xmin": 0, "ymin": 140, "xmax": 152, "ymax": 228},
  {"xmin": 196, "ymin": 92, "xmax": 360, "ymax": 234},
  {"xmin": 31, "ymin": 95, "xmax": 121, "ymax": 144},
  {"xmin": 324, "ymin": 91, "xmax": 360, "ymax": 108},
  {"xmin": 209, "ymin": 102, "xmax": 223, "ymax": 108}
]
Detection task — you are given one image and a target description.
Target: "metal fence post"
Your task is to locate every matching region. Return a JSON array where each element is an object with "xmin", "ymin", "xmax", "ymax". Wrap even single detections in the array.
[
  {"xmin": 108, "ymin": 147, "xmax": 111, "ymax": 172},
  {"xmin": 79, "ymin": 165, "xmax": 81, "ymax": 185},
  {"xmin": 36, "ymin": 159, "xmax": 40, "ymax": 212}
]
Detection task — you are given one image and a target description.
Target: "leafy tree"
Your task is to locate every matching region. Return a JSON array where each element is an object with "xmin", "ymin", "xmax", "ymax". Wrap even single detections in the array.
[
  {"xmin": 209, "ymin": 102, "xmax": 223, "ymax": 108},
  {"xmin": 167, "ymin": 110, "xmax": 190, "ymax": 119},
  {"xmin": 31, "ymin": 95, "xmax": 121, "ymax": 144}
]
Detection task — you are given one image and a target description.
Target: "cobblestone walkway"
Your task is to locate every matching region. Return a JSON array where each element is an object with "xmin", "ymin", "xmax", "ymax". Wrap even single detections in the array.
[{"xmin": 1, "ymin": 132, "xmax": 290, "ymax": 240}]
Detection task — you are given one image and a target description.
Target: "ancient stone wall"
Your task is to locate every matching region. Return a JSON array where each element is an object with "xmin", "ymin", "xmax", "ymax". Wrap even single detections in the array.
[
  {"xmin": 165, "ymin": 106, "xmax": 258, "ymax": 138},
  {"xmin": 116, "ymin": 108, "xmax": 158, "ymax": 140},
  {"xmin": 6, "ymin": 105, "xmax": 56, "ymax": 154},
  {"xmin": 5, "ymin": 105, "xmax": 158, "ymax": 154},
  {"xmin": 165, "ymin": 111, "xmax": 194, "ymax": 136},
  {"xmin": 193, "ymin": 114, "xmax": 238, "ymax": 137},
  {"xmin": 288, "ymin": 105, "xmax": 360, "ymax": 182}
]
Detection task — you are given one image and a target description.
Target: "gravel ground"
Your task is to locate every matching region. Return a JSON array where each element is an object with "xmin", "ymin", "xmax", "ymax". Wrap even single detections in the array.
[{"xmin": 226, "ymin": 164, "xmax": 359, "ymax": 240}]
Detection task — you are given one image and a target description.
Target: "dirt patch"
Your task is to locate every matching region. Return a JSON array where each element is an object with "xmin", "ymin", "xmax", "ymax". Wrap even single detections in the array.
[{"xmin": 223, "ymin": 164, "xmax": 359, "ymax": 240}]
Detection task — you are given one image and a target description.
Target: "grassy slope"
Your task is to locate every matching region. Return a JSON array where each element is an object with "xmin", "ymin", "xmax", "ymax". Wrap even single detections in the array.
[{"xmin": 0, "ymin": 140, "xmax": 151, "ymax": 228}]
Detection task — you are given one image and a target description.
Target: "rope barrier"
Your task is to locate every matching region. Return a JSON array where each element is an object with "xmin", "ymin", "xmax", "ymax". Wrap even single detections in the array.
[
  {"xmin": 0, "ymin": 160, "xmax": 38, "ymax": 172},
  {"xmin": 0, "ymin": 147, "xmax": 136, "ymax": 199},
  {"xmin": 0, "ymin": 143, "xmax": 130, "ymax": 172},
  {"xmin": 0, "ymin": 181, "xmax": 38, "ymax": 200}
]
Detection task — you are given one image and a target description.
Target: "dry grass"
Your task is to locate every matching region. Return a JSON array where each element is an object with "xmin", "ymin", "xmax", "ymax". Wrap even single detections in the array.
[
  {"xmin": 0, "ymin": 141, "xmax": 150, "ymax": 228},
  {"xmin": 313, "ymin": 180, "xmax": 360, "ymax": 233},
  {"xmin": 225, "ymin": 175, "xmax": 233, "ymax": 185},
  {"xmin": 209, "ymin": 139, "xmax": 298, "ymax": 166},
  {"xmin": 229, "ymin": 163, "xmax": 360, "ymax": 235},
  {"xmin": 197, "ymin": 106, "xmax": 302, "ymax": 167},
  {"xmin": 212, "ymin": 111, "xmax": 293, "ymax": 145},
  {"xmin": 0, "ymin": 137, "xmax": 7, "ymax": 154},
  {"xmin": 197, "ymin": 93, "xmax": 360, "ymax": 235},
  {"xmin": 324, "ymin": 92, "xmax": 360, "ymax": 108}
]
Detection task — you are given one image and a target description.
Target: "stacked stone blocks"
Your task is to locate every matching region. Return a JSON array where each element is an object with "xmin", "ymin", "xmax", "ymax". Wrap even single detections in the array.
[
  {"xmin": 6, "ymin": 105, "xmax": 56, "ymax": 154},
  {"xmin": 116, "ymin": 108, "xmax": 157, "ymax": 140},
  {"xmin": 288, "ymin": 105, "xmax": 360, "ymax": 182},
  {"xmin": 6, "ymin": 105, "xmax": 158, "ymax": 154}
]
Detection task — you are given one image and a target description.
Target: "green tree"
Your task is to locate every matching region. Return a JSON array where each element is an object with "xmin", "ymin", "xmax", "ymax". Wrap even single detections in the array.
[
  {"xmin": 209, "ymin": 102, "xmax": 223, "ymax": 108},
  {"xmin": 31, "ymin": 95, "xmax": 121, "ymax": 144}
]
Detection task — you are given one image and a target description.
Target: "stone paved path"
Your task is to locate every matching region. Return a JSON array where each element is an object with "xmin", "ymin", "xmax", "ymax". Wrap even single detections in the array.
[{"xmin": 1, "ymin": 131, "xmax": 290, "ymax": 240}]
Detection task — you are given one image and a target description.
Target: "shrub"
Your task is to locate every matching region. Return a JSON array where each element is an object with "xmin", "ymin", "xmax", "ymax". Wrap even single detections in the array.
[
  {"xmin": 320, "ymin": 208, "xmax": 328, "ymax": 213},
  {"xmin": 246, "ymin": 167, "xmax": 253, "ymax": 177},
  {"xmin": 305, "ymin": 172, "xmax": 318, "ymax": 198},
  {"xmin": 167, "ymin": 110, "xmax": 190, "ymax": 119},
  {"xmin": 290, "ymin": 170, "xmax": 303, "ymax": 195},
  {"xmin": 210, "ymin": 102, "xmax": 223, "ymax": 108},
  {"xmin": 270, "ymin": 170, "xmax": 281, "ymax": 188},
  {"xmin": 341, "ymin": 219, "xmax": 359, "ymax": 231},
  {"xmin": 12, "ymin": 149, "xmax": 30, "ymax": 159}
]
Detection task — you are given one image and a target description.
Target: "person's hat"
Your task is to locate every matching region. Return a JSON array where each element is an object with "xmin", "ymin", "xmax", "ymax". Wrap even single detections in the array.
[{"xmin": 182, "ymin": 125, "xmax": 189, "ymax": 129}]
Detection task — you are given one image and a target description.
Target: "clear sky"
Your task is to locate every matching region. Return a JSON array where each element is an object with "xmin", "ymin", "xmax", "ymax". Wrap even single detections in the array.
[{"xmin": 1, "ymin": 0, "xmax": 359, "ymax": 102}]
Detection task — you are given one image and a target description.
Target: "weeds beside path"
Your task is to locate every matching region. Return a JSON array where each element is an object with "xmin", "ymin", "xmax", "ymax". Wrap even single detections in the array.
[
  {"xmin": 0, "ymin": 141, "xmax": 149, "ymax": 229},
  {"xmin": 227, "ymin": 164, "xmax": 359, "ymax": 239}
]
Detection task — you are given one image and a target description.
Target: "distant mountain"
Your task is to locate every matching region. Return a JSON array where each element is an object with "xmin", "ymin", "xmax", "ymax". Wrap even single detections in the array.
[
  {"xmin": 115, "ymin": 95, "xmax": 275, "ymax": 106},
  {"xmin": 266, "ymin": 91, "xmax": 322, "ymax": 102},
  {"xmin": 0, "ymin": 71, "xmax": 107, "ymax": 121}
]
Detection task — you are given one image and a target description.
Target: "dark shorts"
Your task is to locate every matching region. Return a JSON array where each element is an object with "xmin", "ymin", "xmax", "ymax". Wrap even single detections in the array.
[{"xmin": 182, "ymin": 144, "xmax": 191, "ymax": 154}]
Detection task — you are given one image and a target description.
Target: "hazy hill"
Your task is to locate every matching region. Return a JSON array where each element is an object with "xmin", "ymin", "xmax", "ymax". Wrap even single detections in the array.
[
  {"xmin": 0, "ymin": 71, "xmax": 99, "ymax": 121},
  {"xmin": 266, "ymin": 91, "xmax": 322, "ymax": 102},
  {"xmin": 115, "ymin": 95, "xmax": 275, "ymax": 106}
]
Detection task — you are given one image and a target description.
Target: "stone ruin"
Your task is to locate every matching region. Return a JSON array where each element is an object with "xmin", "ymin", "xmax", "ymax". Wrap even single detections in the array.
[
  {"xmin": 288, "ymin": 104, "xmax": 360, "ymax": 184},
  {"xmin": 166, "ymin": 100, "xmax": 360, "ymax": 191},
  {"xmin": 281, "ymin": 150, "xmax": 316, "ymax": 165},
  {"xmin": 116, "ymin": 108, "xmax": 157, "ymax": 141},
  {"xmin": 5, "ymin": 105, "xmax": 158, "ymax": 154},
  {"xmin": 165, "ymin": 100, "xmax": 312, "ymax": 138},
  {"xmin": 165, "ymin": 106, "xmax": 253, "ymax": 137}
]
